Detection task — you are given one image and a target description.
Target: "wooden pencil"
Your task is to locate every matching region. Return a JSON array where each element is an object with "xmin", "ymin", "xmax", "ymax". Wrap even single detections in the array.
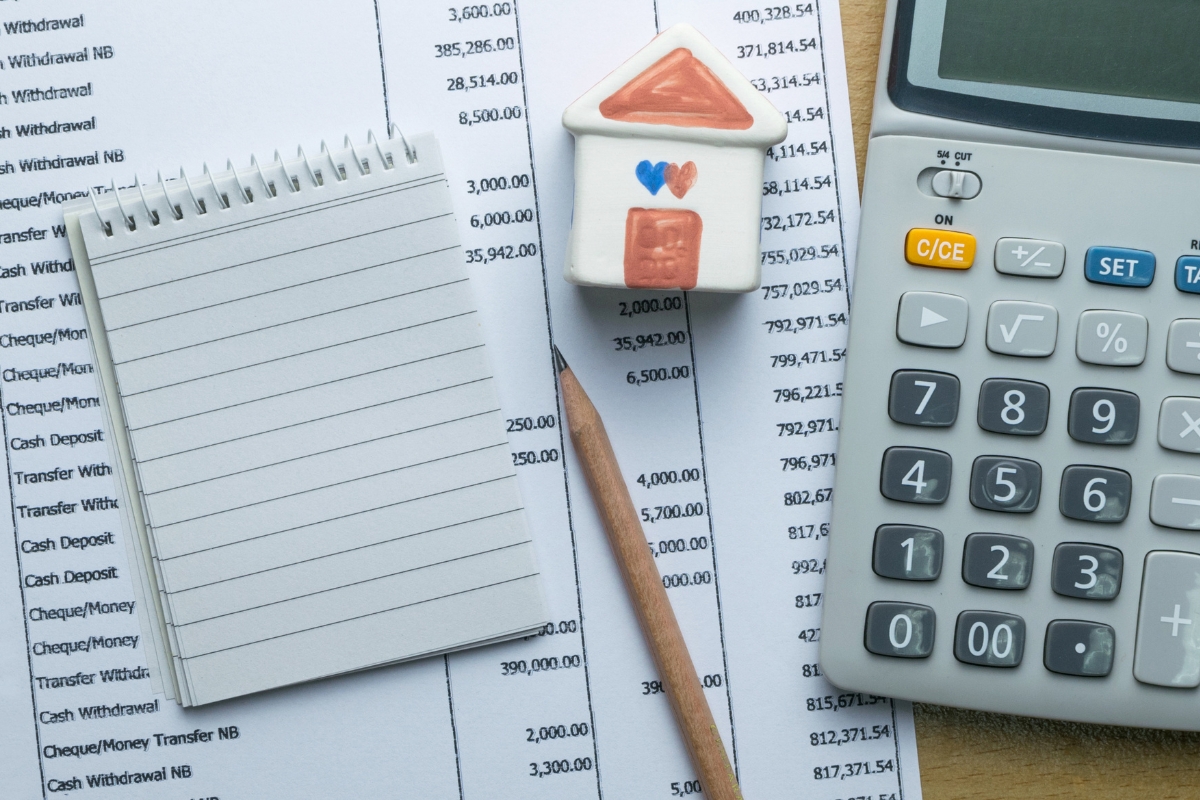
[{"xmin": 554, "ymin": 346, "xmax": 743, "ymax": 800}]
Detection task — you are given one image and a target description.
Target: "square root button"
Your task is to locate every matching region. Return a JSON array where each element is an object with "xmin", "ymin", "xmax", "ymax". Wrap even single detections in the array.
[
  {"xmin": 986, "ymin": 301, "xmax": 1058, "ymax": 357},
  {"xmin": 1158, "ymin": 397, "xmax": 1200, "ymax": 454},
  {"xmin": 1134, "ymin": 551, "xmax": 1200, "ymax": 688}
]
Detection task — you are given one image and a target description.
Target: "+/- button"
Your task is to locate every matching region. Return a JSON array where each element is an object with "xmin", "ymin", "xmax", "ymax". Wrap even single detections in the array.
[
  {"xmin": 905, "ymin": 228, "xmax": 976, "ymax": 269},
  {"xmin": 995, "ymin": 238, "xmax": 1065, "ymax": 278},
  {"xmin": 930, "ymin": 169, "xmax": 981, "ymax": 199}
]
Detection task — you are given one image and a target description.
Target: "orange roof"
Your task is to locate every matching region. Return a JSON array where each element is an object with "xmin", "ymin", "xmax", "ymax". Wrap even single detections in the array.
[{"xmin": 599, "ymin": 48, "xmax": 753, "ymax": 130}]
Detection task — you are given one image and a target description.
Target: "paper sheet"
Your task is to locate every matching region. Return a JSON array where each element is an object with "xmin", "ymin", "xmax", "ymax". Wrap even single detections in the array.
[{"xmin": 0, "ymin": 0, "xmax": 922, "ymax": 796}]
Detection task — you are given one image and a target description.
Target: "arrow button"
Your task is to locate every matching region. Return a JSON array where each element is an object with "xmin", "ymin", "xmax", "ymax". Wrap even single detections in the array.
[{"xmin": 897, "ymin": 292, "xmax": 968, "ymax": 349}]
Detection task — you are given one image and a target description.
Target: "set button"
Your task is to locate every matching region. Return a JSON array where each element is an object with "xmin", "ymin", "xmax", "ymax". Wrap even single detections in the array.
[{"xmin": 1085, "ymin": 247, "xmax": 1156, "ymax": 287}]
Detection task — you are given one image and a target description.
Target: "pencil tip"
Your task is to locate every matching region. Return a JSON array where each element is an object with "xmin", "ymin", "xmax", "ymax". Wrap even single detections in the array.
[{"xmin": 552, "ymin": 345, "xmax": 568, "ymax": 374}]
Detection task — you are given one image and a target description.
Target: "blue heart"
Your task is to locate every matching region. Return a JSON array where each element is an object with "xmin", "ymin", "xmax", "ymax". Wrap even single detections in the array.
[{"xmin": 635, "ymin": 160, "xmax": 668, "ymax": 195}]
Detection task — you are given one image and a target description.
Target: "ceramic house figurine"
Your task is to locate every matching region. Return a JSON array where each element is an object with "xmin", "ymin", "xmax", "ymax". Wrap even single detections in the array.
[{"xmin": 562, "ymin": 23, "xmax": 787, "ymax": 292}]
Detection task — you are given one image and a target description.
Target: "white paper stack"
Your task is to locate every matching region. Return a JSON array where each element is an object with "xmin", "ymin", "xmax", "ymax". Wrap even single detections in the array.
[{"xmin": 64, "ymin": 134, "xmax": 548, "ymax": 706}]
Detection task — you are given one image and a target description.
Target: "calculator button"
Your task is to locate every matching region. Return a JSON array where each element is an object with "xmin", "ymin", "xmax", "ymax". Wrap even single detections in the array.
[
  {"xmin": 864, "ymin": 602, "xmax": 936, "ymax": 658},
  {"xmin": 1044, "ymin": 621, "xmax": 1115, "ymax": 677},
  {"xmin": 1059, "ymin": 465, "xmax": 1131, "ymax": 523},
  {"xmin": 1133, "ymin": 551, "xmax": 1200, "ymax": 688},
  {"xmin": 954, "ymin": 611, "xmax": 1025, "ymax": 668},
  {"xmin": 1166, "ymin": 319, "xmax": 1200, "ymax": 374},
  {"xmin": 977, "ymin": 378, "xmax": 1049, "ymax": 436},
  {"xmin": 904, "ymin": 228, "xmax": 975, "ymax": 270},
  {"xmin": 1157, "ymin": 397, "xmax": 1200, "ymax": 454},
  {"xmin": 1176, "ymin": 256, "xmax": 1200, "ymax": 294},
  {"xmin": 962, "ymin": 533, "xmax": 1033, "ymax": 590},
  {"xmin": 880, "ymin": 447, "xmax": 952, "ymax": 504},
  {"xmin": 873, "ymin": 525, "xmax": 943, "ymax": 581},
  {"xmin": 1051, "ymin": 543, "xmax": 1123, "ymax": 600},
  {"xmin": 1067, "ymin": 388, "xmax": 1139, "ymax": 445},
  {"xmin": 888, "ymin": 370, "xmax": 959, "ymax": 427},
  {"xmin": 896, "ymin": 292, "xmax": 968, "ymax": 348},
  {"xmin": 969, "ymin": 455, "xmax": 1041, "ymax": 512},
  {"xmin": 1084, "ymin": 246, "xmax": 1156, "ymax": 288},
  {"xmin": 1075, "ymin": 310, "xmax": 1147, "ymax": 366},
  {"xmin": 985, "ymin": 301, "xmax": 1057, "ymax": 357},
  {"xmin": 1149, "ymin": 475, "xmax": 1200, "ymax": 530},
  {"xmin": 930, "ymin": 169, "xmax": 981, "ymax": 199},
  {"xmin": 994, "ymin": 238, "xmax": 1065, "ymax": 278}
]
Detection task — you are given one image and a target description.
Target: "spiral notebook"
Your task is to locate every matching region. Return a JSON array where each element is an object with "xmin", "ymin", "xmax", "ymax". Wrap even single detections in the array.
[{"xmin": 62, "ymin": 133, "xmax": 548, "ymax": 706}]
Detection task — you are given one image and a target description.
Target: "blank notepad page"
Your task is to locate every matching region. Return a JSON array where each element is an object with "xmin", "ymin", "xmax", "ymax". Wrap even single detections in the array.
[{"xmin": 75, "ymin": 136, "xmax": 547, "ymax": 705}]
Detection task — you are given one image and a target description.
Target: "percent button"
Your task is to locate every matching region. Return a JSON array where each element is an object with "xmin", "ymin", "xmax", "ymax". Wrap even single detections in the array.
[{"xmin": 1076, "ymin": 310, "xmax": 1147, "ymax": 366}]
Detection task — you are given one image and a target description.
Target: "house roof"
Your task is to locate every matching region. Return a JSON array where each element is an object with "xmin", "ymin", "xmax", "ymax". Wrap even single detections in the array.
[{"xmin": 563, "ymin": 23, "xmax": 787, "ymax": 146}]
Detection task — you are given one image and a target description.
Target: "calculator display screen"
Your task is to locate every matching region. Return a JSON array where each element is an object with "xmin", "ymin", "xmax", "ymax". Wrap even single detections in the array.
[
  {"xmin": 938, "ymin": 0, "xmax": 1200, "ymax": 105},
  {"xmin": 892, "ymin": 0, "xmax": 1200, "ymax": 147}
]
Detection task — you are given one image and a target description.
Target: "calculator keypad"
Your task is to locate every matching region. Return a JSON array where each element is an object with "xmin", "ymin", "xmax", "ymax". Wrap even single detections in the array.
[
  {"xmin": 880, "ymin": 447, "xmax": 952, "ymax": 503},
  {"xmin": 976, "ymin": 378, "xmax": 1049, "ymax": 435},
  {"xmin": 1157, "ymin": 397, "xmax": 1200, "ymax": 454},
  {"xmin": 873, "ymin": 525, "xmax": 943, "ymax": 581},
  {"xmin": 1076, "ymin": 310, "xmax": 1147, "ymax": 366},
  {"xmin": 1050, "ymin": 543, "xmax": 1123, "ymax": 600},
  {"xmin": 864, "ymin": 602, "xmax": 936, "ymax": 658},
  {"xmin": 1058, "ymin": 465, "xmax": 1131, "ymax": 523},
  {"xmin": 1043, "ymin": 621, "xmax": 1115, "ymax": 677},
  {"xmin": 961, "ymin": 533, "xmax": 1033, "ymax": 590},
  {"xmin": 985, "ymin": 300, "xmax": 1058, "ymax": 357},
  {"xmin": 969, "ymin": 456, "xmax": 1041, "ymax": 512},
  {"xmin": 1067, "ymin": 388, "xmax": 1139, "ymax": 445},
  {"xmin": 888, "ymin": 370, "xmax": 959, "ymax": 426},
  {"xmin": 954, "ymin": 611, "xmax": 1026, "ymax": 668}
]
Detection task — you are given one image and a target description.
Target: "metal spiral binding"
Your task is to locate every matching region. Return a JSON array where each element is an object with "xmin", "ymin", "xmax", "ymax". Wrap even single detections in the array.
[{"xmin": 87, "ymin": 126, "xmax": 414, "ymax": 237}]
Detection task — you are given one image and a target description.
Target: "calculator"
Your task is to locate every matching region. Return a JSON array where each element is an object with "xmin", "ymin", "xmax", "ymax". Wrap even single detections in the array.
[{"xmin": 820, "ymin": 0, "xmax": 1200, "ymax": 729}]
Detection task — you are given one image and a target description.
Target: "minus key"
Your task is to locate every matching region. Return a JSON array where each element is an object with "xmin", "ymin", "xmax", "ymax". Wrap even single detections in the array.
[{"xmin": 1150, "ymin": 474, "xmax": 1200, "ymax": 530}]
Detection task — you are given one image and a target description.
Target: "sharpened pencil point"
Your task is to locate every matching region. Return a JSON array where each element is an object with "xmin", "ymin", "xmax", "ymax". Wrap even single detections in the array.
[{"xmin": 552, "ymin": 345, "xmax": 569, "ymax": 374}]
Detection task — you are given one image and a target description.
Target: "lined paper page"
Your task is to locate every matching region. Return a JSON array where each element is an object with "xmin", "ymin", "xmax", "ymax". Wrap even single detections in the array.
[{"xmin": 77, "ymin": 137, "xmax": 547, "ymax": 704}]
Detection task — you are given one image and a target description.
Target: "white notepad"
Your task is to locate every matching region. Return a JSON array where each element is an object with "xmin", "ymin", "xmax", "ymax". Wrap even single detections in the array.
[{"xmin": 64, "ymin": 133, "xmax": 548, "ymax": 706}]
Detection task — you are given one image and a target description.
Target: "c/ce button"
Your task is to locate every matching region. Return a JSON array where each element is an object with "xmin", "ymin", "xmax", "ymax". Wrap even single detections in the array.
[{"xmin": 905, "ymin": 228, "xmax": 976, "ymax": 269}]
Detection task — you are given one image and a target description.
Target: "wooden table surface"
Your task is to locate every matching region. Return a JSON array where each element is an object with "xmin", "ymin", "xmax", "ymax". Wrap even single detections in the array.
[{"xmin": 837, "ymin": 1, "xmax": 1200, "ymax": 796}]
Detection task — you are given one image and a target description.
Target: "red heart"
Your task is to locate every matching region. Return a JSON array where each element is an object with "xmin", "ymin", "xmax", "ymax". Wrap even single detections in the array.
[{"xmin": 664, "ymin": 161, "xmax": 697, "ymax": 199}]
